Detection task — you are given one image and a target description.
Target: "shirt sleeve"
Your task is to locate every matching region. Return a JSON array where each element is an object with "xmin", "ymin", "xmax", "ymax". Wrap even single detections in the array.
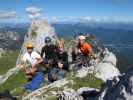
[
  {"xmin": 34, "ymin": 52, "xmax": 41, "ymax": 59},
  {"xmin": 86, "ymin": 44, "xmax": 93, "ymax": 53},
  {"xmin": 41, "ymin": 47, "xmax": 45, "ymax": 57},
  {"xmin": 22, "ymin": 54, "xmax": 27, "ymax": 62}
]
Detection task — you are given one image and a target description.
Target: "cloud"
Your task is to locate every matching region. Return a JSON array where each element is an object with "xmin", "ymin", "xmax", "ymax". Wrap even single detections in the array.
[
  {"xmin": 0, "ymin": 11, "xmax": 17, "ymax": 19},
  {"xmin": 26, "ymin": 6, "xmax": 42, "ymax": 19},
  {"xmin": 51, "ymin": 16, "xmax": 59, "ymax": 22},
  {"xmin": 51, "ymin": 16, "xmax": 101, "ymax": 23},
  {"xmin": 49, "ymin": 16, "xmax": 130, "ymax": 23},
  {"xmin": 81, "ymin": 16, "xmax": 92, "ymax": 21}
]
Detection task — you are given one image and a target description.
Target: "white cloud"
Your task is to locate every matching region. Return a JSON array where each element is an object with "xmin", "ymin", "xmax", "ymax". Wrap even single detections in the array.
[
  {"xmin": 0, "ymin": 11, "xmax": 17, "ymax": 19},
  {"xmin": 51, "ymin": 16, "xmax": 59, "ymax": 22},
  {"xmin": 82, "ymin": 16, "xmax": 92, "ymax": 21},
  {"xmin": 26, "ymin": 6, "xmax": 42, "ymax": 19},
  {"xmin": 49, "ymin": 16, "xmax": 126, "ymax": 23},
  {"xmin": 78, "ymin": 16, "xmax": 103, "ymax": 22}
]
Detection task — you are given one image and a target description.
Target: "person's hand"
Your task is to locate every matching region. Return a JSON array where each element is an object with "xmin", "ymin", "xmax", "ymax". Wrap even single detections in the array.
[
  {"xmin": 58, "ymin": 62, "xmax": 64, "ymax": 68},
  {"xmin": 19, "ymin": 64, "xmax": 24, "ymax": 69},
  {"xmin": 48, "ymin": 59, "xmax": 53, "ymax": 64},
  {"xmin": 53, "ymin": 76, "xmax": 57, "ymax": 80},
  {"xmin": 19, "ymin": 61, "xmax": 26, "ymax": 69},
  {"xmin": 30, "ymin": 67, "xmax": 37, "ymax": 74},
  {"xmin": 78, "ymin": 49, "xmax": 82, "ymax": 53},
  {"xmin": 26, "ymin": 69, "xmax": 31, "ymax": 74}
]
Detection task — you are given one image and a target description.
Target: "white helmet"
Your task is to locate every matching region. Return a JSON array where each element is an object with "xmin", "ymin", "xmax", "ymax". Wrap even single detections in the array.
[{"xmin": 78, "ymin": 35, "xmax": 86, "ymax": 40}]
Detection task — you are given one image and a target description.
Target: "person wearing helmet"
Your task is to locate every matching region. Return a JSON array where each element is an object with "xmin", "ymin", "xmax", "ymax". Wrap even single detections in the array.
[
  {"xmin": 21, "ymin": 42, "xmax": 43, "ymax": 81},
  {"xmin": 41, "ymin": 36, "xmax": 58, "ymax": 67},
  {"xmin": 77, "ymin": 35, "xmax": 93, "ymax": 57},
  {"xmin": 44, "ymin": 36, "xmax": 52, "ymax": 44}
]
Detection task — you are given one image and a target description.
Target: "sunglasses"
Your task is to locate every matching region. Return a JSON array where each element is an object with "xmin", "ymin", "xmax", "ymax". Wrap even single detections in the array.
[{"xmin": 27, "ymin": 47, "xmax": 33, "ymax": 49}]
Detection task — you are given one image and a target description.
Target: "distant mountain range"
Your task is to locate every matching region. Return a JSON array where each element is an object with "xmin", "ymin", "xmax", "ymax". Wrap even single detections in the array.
[
  {"xmin": 55, "ymin": 22, "xmax": 133, "ymax": 30},
  {"xmin": 0, "ymin": 21, "xmax": 132, "ymax": 49},
  {"xmin": 0, "ymin": 21, "xmax": 133, "ymax": 72},
  {"xmin": 0, "ymin": 23, "xmax": 27, "ymax": 50},
  {"xmin": 52, "ymin": 22, "xmax": 133, "ymax": 44},
  {"xmin": 51, "ymin": 18, "xmax": 133, "ymax": 31},
  {"xmin": 1, "ymin": 19, "xmax": 133, "ymax": 31}
]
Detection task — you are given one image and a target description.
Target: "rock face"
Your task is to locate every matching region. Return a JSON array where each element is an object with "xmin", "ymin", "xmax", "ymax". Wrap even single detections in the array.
[
  {"xmin": 75, "ymin": 48, "xmax": 120, "ymax": 82},
  {"xmin": 22, "ymin": 48, "xmax": 120, "ymax": 100},
  {"xmin": 21, "ymin": 18, "xmax": 121, "ymax": 100},
  {"xmin": 95, "ymin": 49, "xmax": 120, "ymax": 82},
  {"xmin": 0, "ymin": 19, "xmax": 56, "ymax": 85},
  {"xmin": 17, "ymin": 19, "xmax": 57, "ymax": 65},
  {"xmin": 0, "ymin": 14, "xmax": 121, "ymax": 99},
  {"xmin": 0, "ymin": 15, "xmax": 130, "ymax": 100},
  {"xmin": 0, "ymin": 66, "xmax": 21, "ymax": 84},
  {"xmin": 99, "ymin": 68, "xmax": 133, "ymax": 100},
  {"xmin": 27, "ymin": 19, "xmax": 57, "ymax": 52},
  {"xmin": 0, "ymin": 30, "xmax": 21, "ymax": 50}
]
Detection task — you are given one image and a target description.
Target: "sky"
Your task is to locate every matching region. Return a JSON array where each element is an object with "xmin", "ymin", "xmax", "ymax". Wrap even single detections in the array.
[{"xmin": 0, "ymin": 0, "xmax": 132, "ymax": 23}]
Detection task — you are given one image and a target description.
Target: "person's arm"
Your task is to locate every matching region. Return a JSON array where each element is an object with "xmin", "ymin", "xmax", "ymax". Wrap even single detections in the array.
[
  {"xmin": 63, "ymin": 61, "xmax": 69, "ymax": 70},
  {"xmin": 63, "ymin": 52, "xmax": 69, "ymax": 64},
  {"xmin": 20, "ymin": 54, "xmax": 27, "ymax": 70},
  {"xmin": 86, "ymin": 44, "xmax": 95, "ymax": 57},
  {"xmin": 32, "ymin": 52, "xmax": 43, "ymax": 68},
  {"xmin": 32, "ymin": 58, "xmax": 43, "ymax": 68},
  {"xmin": 85, "ymin": 43, "xmax": 91, "ymax": 52},
  {"xmin": 54, "ymin": 45, "xmax": 58, "ymax": 52},
  {"xmin": 31, "ymin": 53, "xmax": 43, "ymax": 74},
  {"xmin": 20, "ymin": 60, "xmax": 26, "ymax": 70},
  {"xmin": 41, "ymin": 47, "xmax": 45, "ymax": 57},
  {"xmin": 76, "ymin": 44, "xmax": 82, "ymax": 54}
]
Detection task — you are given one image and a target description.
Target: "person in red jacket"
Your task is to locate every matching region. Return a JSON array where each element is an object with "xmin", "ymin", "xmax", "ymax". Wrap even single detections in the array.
[{"xmin": 77, "ymin": 35, "xmax": 93, "ymax": 57}]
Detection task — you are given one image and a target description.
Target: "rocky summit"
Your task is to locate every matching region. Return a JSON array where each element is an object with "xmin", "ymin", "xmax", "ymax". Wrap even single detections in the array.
[
  {"xmin": 18, "ymin": 19, "xmax": 120, "ymax": 100},
  {"xmin": 0, "ymin": 18, "xmax": 131, "ymax": 100}
]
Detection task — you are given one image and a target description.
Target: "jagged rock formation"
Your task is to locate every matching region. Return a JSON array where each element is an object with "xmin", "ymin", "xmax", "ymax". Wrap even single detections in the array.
[
  {"xmin": 27, "ymin": 19, "xmax": 57, "ymax": 52},
  {"xmin": 99, "ymin": 68, "xmax": 133, "ymax": 100},
  {"xmin": 16, "ymin": 19, "xmax": 57, "ymax": 65},
  {"xmin": 0, "ymin": 19, "xmax": 57, "ymax": 85},
  {"xmin": 0, "ymin": 30, "xmax": 21, "ymax": 50},
  {"xmin": 0, "ymin": 17, "xmax": 121, "ymax": 100},
  {"xmin": 0, "ymin": 66, "xmax": 21, "ymax": 84},
  {"xmin": 95, "ymin": 49, "xmax": 120, "ymax": 82},
  {"xmin": 22, "ymin": 47, "xmax": 120, "ymax": 100},
  {"xmin": 19, "ymin": 17, "xmax": 121, "ymax": 100}
]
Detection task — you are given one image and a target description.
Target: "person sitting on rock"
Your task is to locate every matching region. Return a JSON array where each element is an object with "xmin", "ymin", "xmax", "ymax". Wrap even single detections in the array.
[
  {"xmin": 21, "ymin": 42, "xmax": 43, "ymax": 81},
  {"xmin": 48, "ymin": 39, "xmax": 68, "ymax": 82},
  {"xmin": 56, "ymin": 38, "xmax": 69, "ymax": 71},
  {"xmin": 48, "ymin": 60, "xmax": 67, "ymax": 82},
  {"xmin": 77, "ymin": 35, "xmax": 93, "ymax": 57},
  {"xmin": 72, "ymin": 35, "xmax": 94, "ymax": 68},
  {"xmin": 41, "ymin": 36, "xmax": 58, "ymax": 68}
]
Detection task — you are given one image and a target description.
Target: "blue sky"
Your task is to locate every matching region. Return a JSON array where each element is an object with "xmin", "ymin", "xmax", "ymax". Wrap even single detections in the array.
[{"xmin": 0, "ymin": 0, "xmax": 132, "ymax": 23}]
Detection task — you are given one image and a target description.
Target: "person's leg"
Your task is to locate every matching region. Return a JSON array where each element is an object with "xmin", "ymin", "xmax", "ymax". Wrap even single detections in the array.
[
  {"xmin": 24, "ymin": 63, "xmax": 33, "ymax": 81},
  {"xmin": 26, "ymin": 73, "xmax": 33, "ymax": 81},
  {"xmin": 48, "ymin": 67, "xmax": 58, "ymax": 82},
  {"xmin": 57, "ymin": 69, "xmax": 66, "ymax": 80},
  {"xmin": 25, "ymin": 72, "xmax": 44, "ymax": 91},
  {"xmin": 48, "ymin": 70, "xmax": 54, "ymax": 82},
  {"xmin": 30, "ymin": 67, "xmax": 38, "ymax": 75}
]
